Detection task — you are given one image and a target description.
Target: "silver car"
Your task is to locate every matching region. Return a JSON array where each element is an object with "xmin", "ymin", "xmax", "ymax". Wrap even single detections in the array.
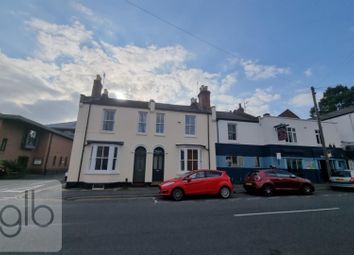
[{"xmin": 330, "ymin": 170, "xmax": 354, "ymax": 189}]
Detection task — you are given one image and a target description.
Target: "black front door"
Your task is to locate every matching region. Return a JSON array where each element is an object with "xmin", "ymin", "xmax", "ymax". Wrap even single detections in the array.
[
  {"xmin": 133, "ymin": 147, "xmax": 146, "ymax": 183},
  {"xmin": 152, "ymin": 147, "xmax": 164, "ymax": 182}
]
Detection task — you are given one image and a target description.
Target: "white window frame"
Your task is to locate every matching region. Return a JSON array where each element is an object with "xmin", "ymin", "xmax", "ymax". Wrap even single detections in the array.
[
  {"xmin": 102, "ymin": 109, "xmax": 116, "ymax": 132},
  {"xmin": 227, "ymin": 123, "xmax": 237, "ymax": 140},
  {"xmin": 88, "ymin": 144, "xmax": 120, "ymax": 174},
  {"xmin": 155, "ymin": 112, "xmax": 165, "ymax": 134},
  {"xmin": 179, "ymin": 148, "xmax": 201, "ymax": 171},
  {"xmin": 185, "ymin": 115, "xmax": 196, "ymax": 136},
  {"xmin": 285, "ymin": 127, "xmax": 297, "ymax": 143},
  {"xmin": 137, "ymin": 111, "xmax": 148, "ymax": 134},
  {"xmin": 226, "ymin": 155, "xmax": 244, "ymax": 167}
]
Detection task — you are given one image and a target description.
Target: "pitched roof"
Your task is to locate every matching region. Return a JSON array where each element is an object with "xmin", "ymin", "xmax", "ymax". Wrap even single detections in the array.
[
  {"xmin": 320, "ymin": 105, "xmax": 354, "ymax": 120},
  {"xmin": 80, "ymin": 95, "xmax": 212, "ymax": 114},
  {"xmin": 216, "ymin": 111, "xmax": 258, "ymax": 122},
  {"xmin": 278, "ymin": 109, "xmax": 300, "ymax": 119},
  {"xmin": 0, "ymin": 113, "xmax": 73, "ymax": 140},
  {"xmin": 46, "ymin": 121, "xmax": 76, "ymax": 130}
]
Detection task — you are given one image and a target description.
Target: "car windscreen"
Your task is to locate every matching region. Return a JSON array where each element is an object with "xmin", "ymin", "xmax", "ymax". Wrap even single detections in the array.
[{"xmin": 332, "ymin": 171, "xmax": 351, "ymax": 177}]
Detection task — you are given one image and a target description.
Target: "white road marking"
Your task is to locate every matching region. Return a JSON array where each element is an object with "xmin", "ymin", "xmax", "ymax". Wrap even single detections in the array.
[{"xmin": 233, "ymin": 207, "xmax": 340, "ymax": 217}]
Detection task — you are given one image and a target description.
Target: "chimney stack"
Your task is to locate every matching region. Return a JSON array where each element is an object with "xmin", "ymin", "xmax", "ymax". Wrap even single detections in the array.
[
  {"xmin": 91, "ymin": 74, "xmax": 103, "ymax": 98},
  {"xmin": 101, "ymin": 88, "xmax": 109, "ymax": 99},
  {"xmin": 237, "ymin": 103, "xmax": 244, "ymax": 113},
  {"xmin": 198, "ymin": 85, "xmax": 211, "ymax": 109}
]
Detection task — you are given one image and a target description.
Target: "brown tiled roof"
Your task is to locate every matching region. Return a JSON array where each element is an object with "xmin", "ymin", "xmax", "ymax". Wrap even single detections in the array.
[{"xmin": 278, "ymin": 109, "xmax": 300, "ymax": 119}]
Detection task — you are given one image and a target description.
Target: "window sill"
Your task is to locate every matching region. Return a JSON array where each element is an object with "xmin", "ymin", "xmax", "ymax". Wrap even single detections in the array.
[
  {"xmin": 137, "ymin": 132, "xmax": 147, "ymax": 136},
  {"xmin": 155, "ymin": 133, "xmax": 165, "ymax": 137},
  {"xmin": 85, "ymin": 171, "xmax": 120, "ymax": 175},
  {"xmin": 100, "ymin": 130, "xmax": 115, "ymax": 134},
  {"xmin": 184, "ymin": 135, "xmax": 196, "ymax": 138}
]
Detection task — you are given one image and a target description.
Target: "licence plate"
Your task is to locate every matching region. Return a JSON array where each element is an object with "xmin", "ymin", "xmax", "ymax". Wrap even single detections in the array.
[
  {"xmin": 245, "ymin": 182, "xmax": 252, "ymax": 186},
  {"xmin": 335, "ymin": 178, "xmax": 345, "ymax": 182}
]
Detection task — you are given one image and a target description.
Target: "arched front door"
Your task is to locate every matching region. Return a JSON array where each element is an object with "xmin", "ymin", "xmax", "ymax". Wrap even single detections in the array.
[
  {"xmin": 133, "ymin": 147, "xmax": 146, "ymax": 183},
  {"xmin": 152, "ymin": 147, "xmax": 164, "ymax": 182}
]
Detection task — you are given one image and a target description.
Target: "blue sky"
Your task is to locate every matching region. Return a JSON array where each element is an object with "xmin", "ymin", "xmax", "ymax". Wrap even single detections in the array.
[{"xmin": 1, "ymin": 0, "xmax": 354, "ymax": 123}]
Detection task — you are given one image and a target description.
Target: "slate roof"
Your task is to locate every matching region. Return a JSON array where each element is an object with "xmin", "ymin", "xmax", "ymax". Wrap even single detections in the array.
[
  {"xmin": 320, "ymin": 105, "xmax": 354, "ymax": 120},
  {"xmin": 46, "ymin": 121, "xmax": 76, "ymax": 130},
  {"xmin": 216, "ymin": 111, "xmax": 259, "ymax": 122},
  {"xmin": 80, "ymin": 95, "xmax": 212, "ymax": 114},
  {"xmin": 0, "ymin": 113, "xmax": 73, "ymax": 140}
]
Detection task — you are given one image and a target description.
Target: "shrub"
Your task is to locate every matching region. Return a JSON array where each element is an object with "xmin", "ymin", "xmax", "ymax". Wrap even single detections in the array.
[{"xmin": 0, "ymin": 160, "xmax": 25, "ymax": 177}]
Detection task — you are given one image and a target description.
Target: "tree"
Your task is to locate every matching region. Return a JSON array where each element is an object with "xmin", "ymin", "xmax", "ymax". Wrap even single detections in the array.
[{"xmin": 310, "ymin": 85, "xmax": 354, "ymax": 117}]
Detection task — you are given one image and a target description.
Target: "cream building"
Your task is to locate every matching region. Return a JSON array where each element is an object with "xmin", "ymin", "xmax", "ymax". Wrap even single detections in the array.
[{"xmin": 66, "ymin": 75, "xmax": 217, "ymax": 187}]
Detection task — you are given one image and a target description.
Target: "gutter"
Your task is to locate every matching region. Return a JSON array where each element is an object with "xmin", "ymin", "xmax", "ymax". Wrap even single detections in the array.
[
  {"xmin": 207, "ymin": 114, "xmax": 210, "ymax": 169},
  {"xmin": 43, "ymin": 132, "xmax": 53, "ymax": 175},
  {"xmin": 77, "ymin": 103, "xmax": 92, "ymax": 183}
]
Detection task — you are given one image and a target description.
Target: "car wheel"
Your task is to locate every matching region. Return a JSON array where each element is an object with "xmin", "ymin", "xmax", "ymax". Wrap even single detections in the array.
[
  {"xmin": 172, "ymin": 188, "xmax": 184, "ymax": 201},
  {"xmin": 220, "ymin": 186, "xmax": 231, "ymax": 199},
  {"xmin": 262, "ymin": 184, "xmax": 273, "ymax": 196},
  {"xmin": 302, "ymin": 184, "xmax": 313, "ymax": 195}
]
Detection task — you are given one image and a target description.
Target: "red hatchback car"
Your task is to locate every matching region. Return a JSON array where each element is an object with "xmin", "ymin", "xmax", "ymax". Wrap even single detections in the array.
[
  {"xmin": 243, "ymin": 169, "xmax": 314, "ymax": 196},
  {"xmin": 159, "ymin": 169, "xmax": 233, "ymax": 201}
]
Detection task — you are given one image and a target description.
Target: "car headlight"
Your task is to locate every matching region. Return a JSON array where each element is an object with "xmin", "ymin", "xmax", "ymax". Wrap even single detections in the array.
[{"xmin": 161, "ymin": 181, "xmax": 175, "ymax": 187}]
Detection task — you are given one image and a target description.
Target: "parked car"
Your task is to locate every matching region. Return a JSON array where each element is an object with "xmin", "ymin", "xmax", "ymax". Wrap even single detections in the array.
[
  {"xmin": 329, "ymin": 170, "xmax": 354, "ymax": 189},
  {"xmin": 243, "ymin": 169, "xmax": 314, "ymax": 196},
  {"xmin": 159, "ymin": 169, "xmax": 233, "ymax": 201}
]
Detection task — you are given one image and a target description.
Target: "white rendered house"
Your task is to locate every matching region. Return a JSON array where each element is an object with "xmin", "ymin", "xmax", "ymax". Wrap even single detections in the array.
[{"xmin": 66, "ymin": 75, "xmax": 217, "ymax": 187}]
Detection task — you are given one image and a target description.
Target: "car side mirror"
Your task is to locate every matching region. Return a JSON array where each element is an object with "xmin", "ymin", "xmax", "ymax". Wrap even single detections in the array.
[{"xmin": 184, "ymin": 177, "xmax": 191, "ymax": 182}]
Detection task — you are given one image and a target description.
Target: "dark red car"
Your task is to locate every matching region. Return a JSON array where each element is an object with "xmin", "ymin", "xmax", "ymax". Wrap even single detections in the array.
[
  {"xmin": 159, "ymin": 169, "xmax": 233, "ymax": 201},
  {"xmin": 243, "ymin": 169, "xmax": 314, "ymax": 196}
]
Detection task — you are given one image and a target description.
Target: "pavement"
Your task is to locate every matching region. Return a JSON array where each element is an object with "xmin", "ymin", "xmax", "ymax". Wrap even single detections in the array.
[{"xmin": 62, "ymin": 183, "xmax": 333, "ymax": 201}]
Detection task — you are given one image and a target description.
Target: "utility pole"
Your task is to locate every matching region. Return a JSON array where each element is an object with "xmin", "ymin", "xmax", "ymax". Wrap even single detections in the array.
[{"xmin": 311, "ymin": 86, "xmax": 332, "ymax": 180}]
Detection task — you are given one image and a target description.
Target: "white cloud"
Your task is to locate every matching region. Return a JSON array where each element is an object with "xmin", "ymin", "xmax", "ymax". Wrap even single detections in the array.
[
  {"xmin": 0, "ymin": 18, "xmax": 243, "ymax": 122},
  {"xmin": 290, "ymin": 91, "xmax": 323, "ymax": 107},
  {"xmin": 240, "ymin": 59, "xmax": 290, "ymax": 80},
  {"xmin": 71, "ymin": 1, "xmax": 113, "ymax": 34},
  {"xmin": 213, "ymin": 87, "xmax": 280, "ymax": 116},
  {"xmin": 72, "ymin": 2, "xmax": 94, "ymax": 17},
  {"xmin": 304, "ymin": 68, "xmax": 312, "ymax": 77}
]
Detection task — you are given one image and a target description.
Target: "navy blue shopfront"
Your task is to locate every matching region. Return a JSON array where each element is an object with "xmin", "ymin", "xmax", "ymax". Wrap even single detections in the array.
[{"xmin": 216, "ymin": 143, "xmax": 347, "ymax": 184}]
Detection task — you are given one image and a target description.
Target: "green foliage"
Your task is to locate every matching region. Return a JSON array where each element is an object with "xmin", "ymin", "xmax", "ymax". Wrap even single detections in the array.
[
  {"xmin": 310, "ymin": 85, "xmax": 354, "ymax": 118},
  {"xmin": 0, "ymin": 160, "xmax": 26, "ymax": 178}
]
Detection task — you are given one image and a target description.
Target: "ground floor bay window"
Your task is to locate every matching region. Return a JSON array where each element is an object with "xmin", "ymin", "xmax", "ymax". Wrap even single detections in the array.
[
  {"xmin": 180, "ymin": 148, "xmax": 201, "ymax": 171},
  {"xmin": 89, "ymin": 144, "xmax": 119, "ymax": 172}
]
